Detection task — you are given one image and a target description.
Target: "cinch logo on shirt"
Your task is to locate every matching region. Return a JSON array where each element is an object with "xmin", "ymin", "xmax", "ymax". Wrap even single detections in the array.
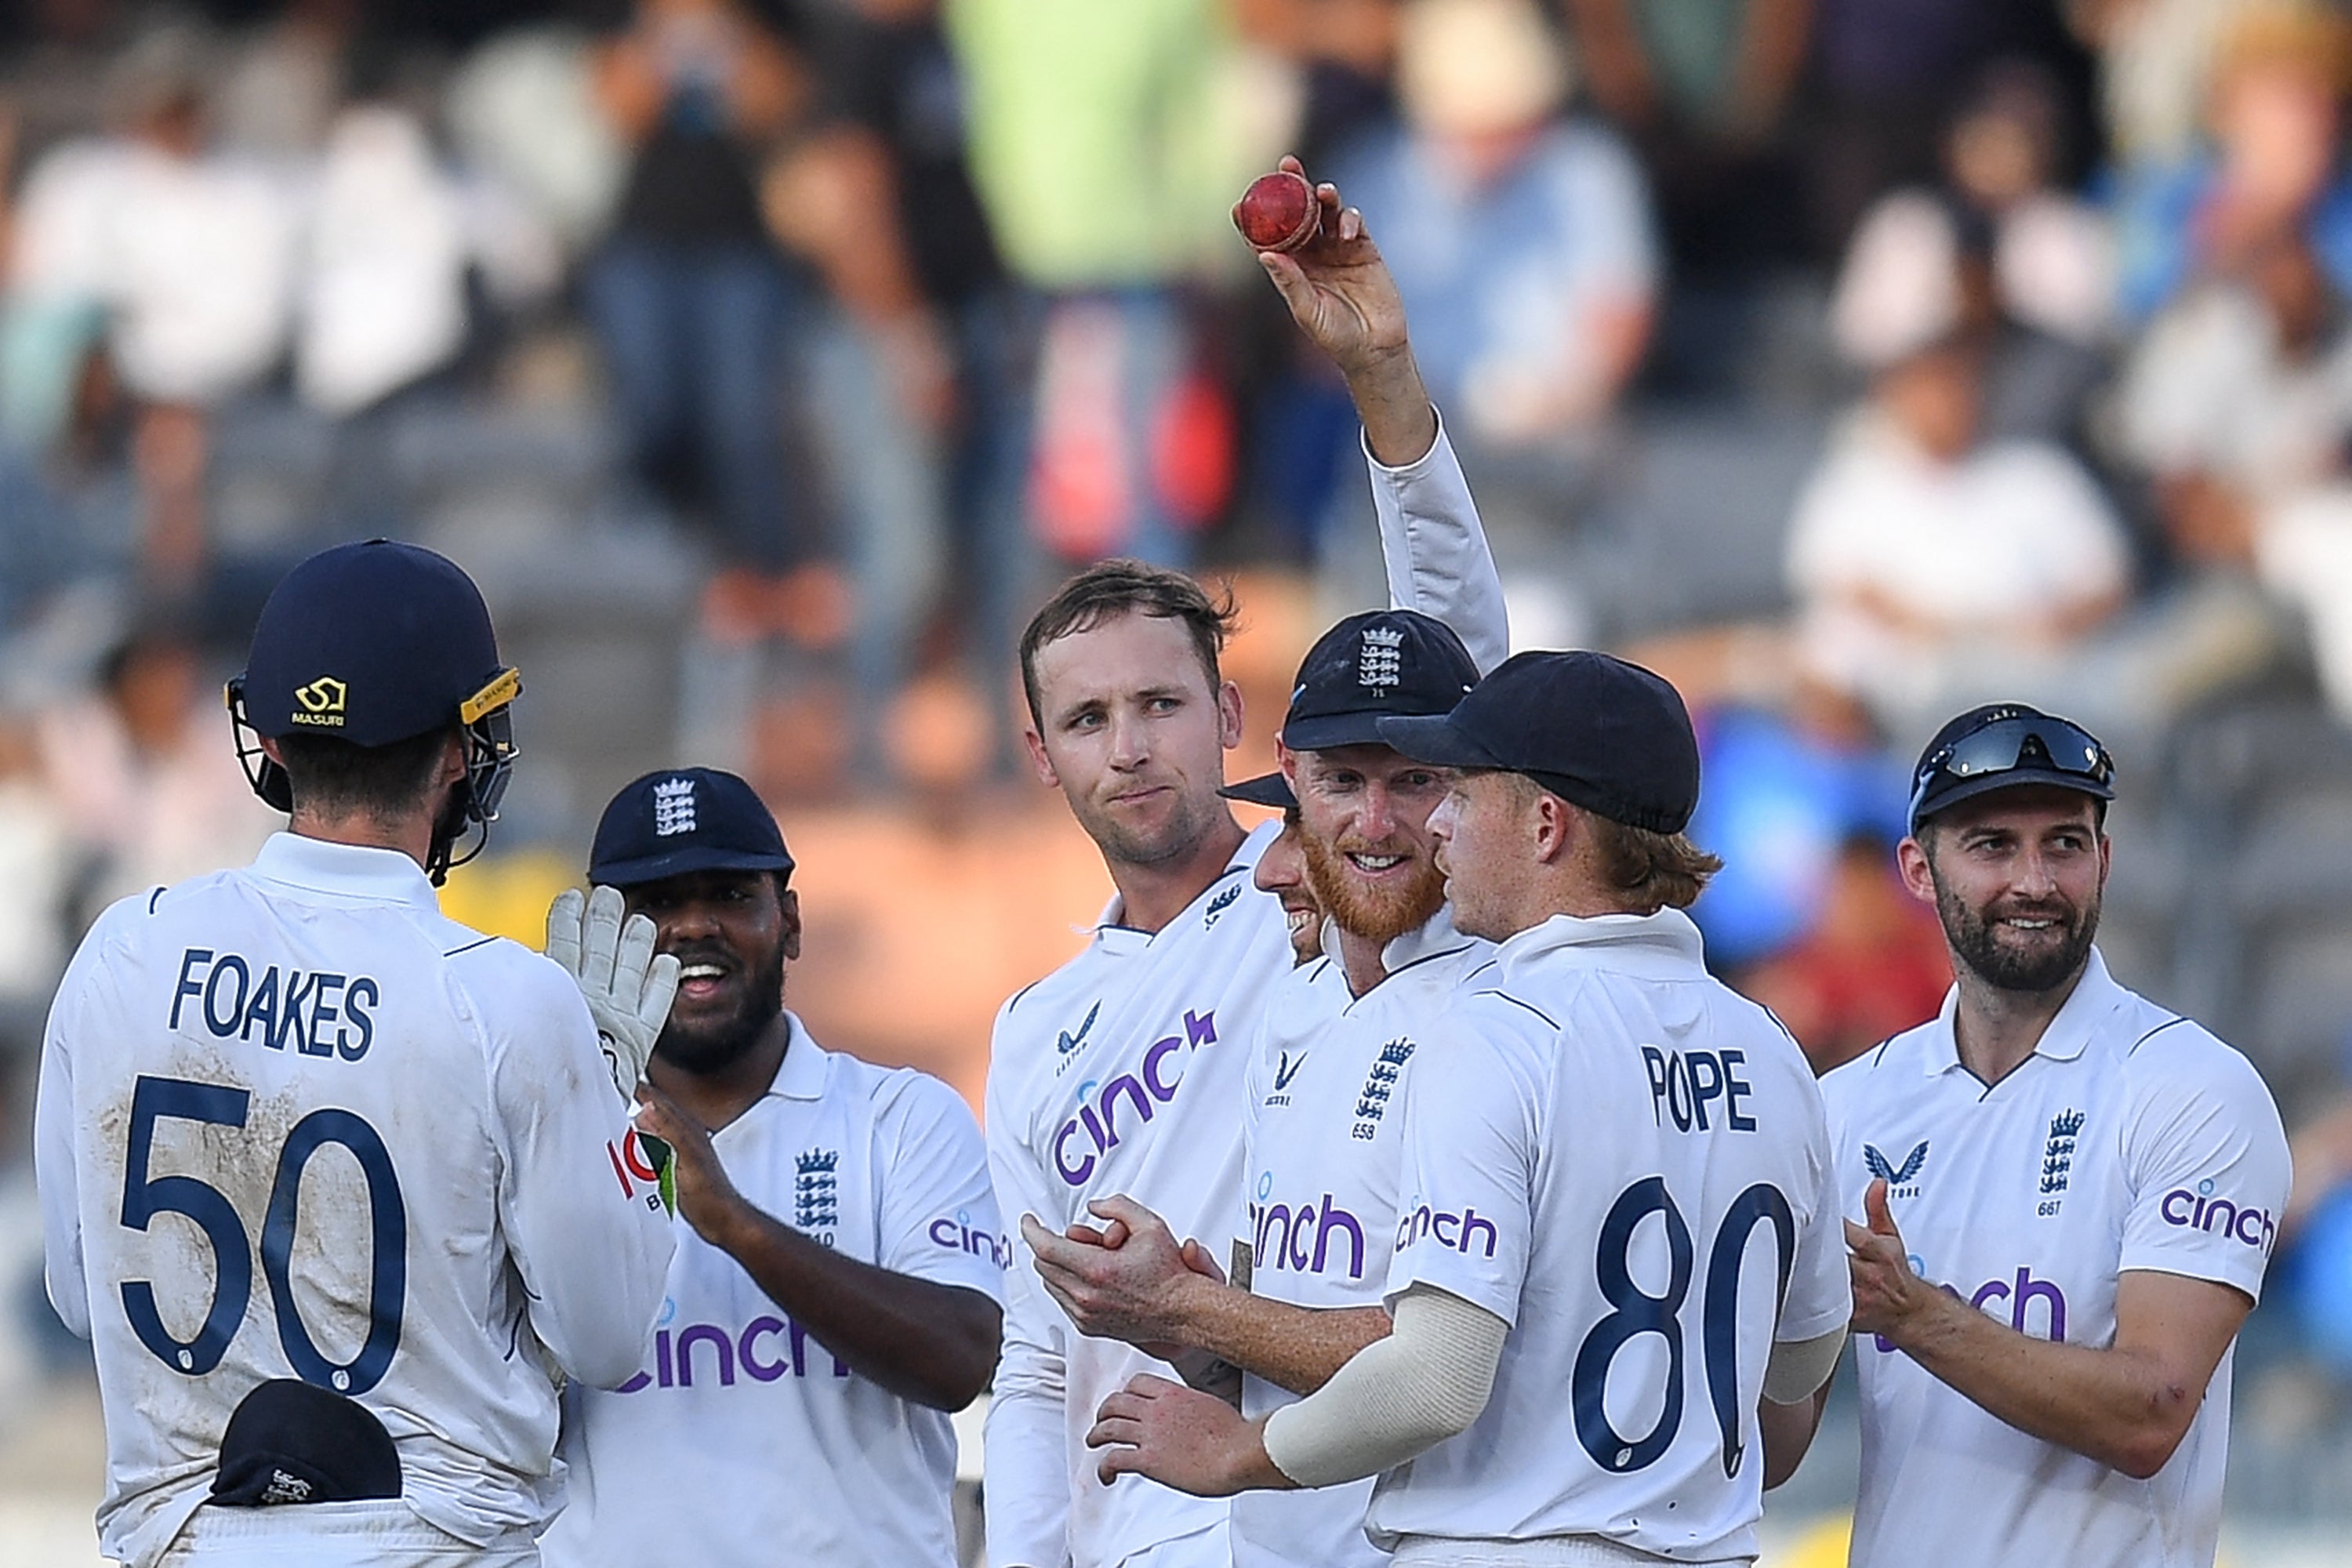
[
  {"xmin": 615, "ymin": 1311, "xmax": 849, "ymax": 1392},
  {"xmin": 1877, "ymin": 1266, "xmax": 2067, "ymax": 1352},
  {"xmin": 930, "ymin": 1211, "xmax": 1012, "ymax": 1269},
  {"xmin": 1051, "ymin": 1009, "xmax": 1218, "ymax": 1186},
  {"xmin": 1250, "ymin": 1183, "xmax": 1367, "ymax": 1279},
  {"xmin": 1394, "ymin": 1200, "xmax": 1499, "ymax": 1259},
  {"xmin": 2161, "ymin": 1179, "xmax": 2277, "ymax": 1253}
]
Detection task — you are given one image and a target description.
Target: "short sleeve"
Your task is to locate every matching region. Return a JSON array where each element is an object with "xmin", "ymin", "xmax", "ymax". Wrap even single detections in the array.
[
  {"xmin": 2118, "ymin": 1033, "xmax": 2290, "ymax": 1303},
  {"xmin": 1777, "ymin": 1078, "xmax": 1854, "ymax": 1344},
  {"xmin": 1381, "ymin": 1005, "xmax": 1541, "ymax": 1327},
  {"xmin": 872, "ymin": 1071, "xmax": 1007, "ymax": 1303}
]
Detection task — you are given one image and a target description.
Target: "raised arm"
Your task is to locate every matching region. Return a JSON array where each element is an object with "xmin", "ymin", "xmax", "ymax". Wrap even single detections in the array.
[{"xmin": 1252, "ymin": 157, "xmax": 1508, "ymax": 673}]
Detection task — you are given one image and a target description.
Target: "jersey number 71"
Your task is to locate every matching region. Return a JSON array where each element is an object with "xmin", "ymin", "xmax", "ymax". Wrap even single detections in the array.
[{"xmin": 118, "ymin": 1075, "xmax": 407, "ymax": 1396}]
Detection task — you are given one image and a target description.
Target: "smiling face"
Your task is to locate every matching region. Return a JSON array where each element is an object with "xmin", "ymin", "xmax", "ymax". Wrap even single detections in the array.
[
  {"xmin": 623, "ymin": 869, "xmax": 802, "ymax": 1073},
  {"xmin": 1284, "ymin": 741, "xmax": 1450, "ymax": 949},
  {"xmin": 1901, "ymin": 786, "xmax": 2107, "ymax": 996},
  {"xmin": 1024, "ymin": 609, "xmax": 1243, "ymax": 871},
  {"xmin": 1253, "ymin": 809, "xmax": 1325, "ymax": 965}
]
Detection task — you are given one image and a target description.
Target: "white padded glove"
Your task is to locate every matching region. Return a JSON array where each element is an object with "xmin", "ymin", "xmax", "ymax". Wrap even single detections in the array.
[{"xmin": 546, "ymin": 885, "xmax": 681, "ymax": 1102}]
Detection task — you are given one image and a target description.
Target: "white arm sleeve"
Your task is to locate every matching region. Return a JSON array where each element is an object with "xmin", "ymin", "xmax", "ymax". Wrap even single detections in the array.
[
  {"xmin": 1370, "ymin": 412, "xmax": 1512, "ymax": 674},
  {"xmin": 983, "ymin": 1065, "xmax": 1073, "ymax": 1568},
  {"xmin": 1260, "ymin": 1283, "xmax": 1506, "ymax": 1488},
  {"xmin": 34, "ymin": 956, "xmax": 89, "ymax": 1340},
  {"xmin": 1763, "ymin": 1325, "xmax": 1846, "ymax": 1405},
  {"xmin": 483, "ymin": 955, "xmax": 675, "ymax": 1389}
]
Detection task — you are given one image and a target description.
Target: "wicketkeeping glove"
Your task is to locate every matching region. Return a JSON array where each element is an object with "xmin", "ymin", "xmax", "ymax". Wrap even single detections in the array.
[{"xmin": 546, "ymin": 885, "xmax": 681, "ymax": 1103}]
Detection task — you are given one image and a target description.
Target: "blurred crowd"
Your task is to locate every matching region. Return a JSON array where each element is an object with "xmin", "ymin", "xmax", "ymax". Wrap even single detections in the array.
[{"xmin": 14, "ymin": 0, "xmax": 2352, "ymax": 1502}]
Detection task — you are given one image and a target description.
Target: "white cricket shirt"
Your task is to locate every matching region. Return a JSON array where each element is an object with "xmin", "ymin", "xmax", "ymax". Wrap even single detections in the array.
[
  {"xmin": 985, "ymin": 824, "xmax": 1294, "ymax": 1568},
  {"xmin": 34, "ymin": 833, "xmax": 674, "ymax": 1568},
  {"xmin": 544, "ymin": 1015, "xmax": 1006, "ymax": 1568},
  {"xmin": 1819, "ymin": 949, "xmax": 2289, "ymax": 1568},
  {"xmin": 1232, "ymin": 909, "xmax": 1494, "ymax": 1568},
  {"xmin": 984, "ymin": 417, "xmax": 1508, "ymax": 1568},
  {"xmin": 1367, "ymin": 910, "xmax": 1849, "ymax": 1560}
]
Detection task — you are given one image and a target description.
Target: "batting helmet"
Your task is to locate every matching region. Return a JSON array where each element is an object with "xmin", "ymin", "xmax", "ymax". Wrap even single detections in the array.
[{"xmin": 227, "ymin": 539, "xmax": 521, "ymax": 884}]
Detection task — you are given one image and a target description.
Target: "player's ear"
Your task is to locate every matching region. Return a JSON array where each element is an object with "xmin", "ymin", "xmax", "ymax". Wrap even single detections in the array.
[
  {"xmin": 777, "ymin": 885, "xmax": 804, "ymax": 962},
  {"xmin": 1218, "ymin": 680, "xmax": 1245, "ymax": 750},
  {"xmin": 1023, "ymin": 724, "xmax": 1060, "ymax": 788},
  {"xmin": 1276, "ymin": 739, "xmax": 1299, "ymax": 789},
  {"xmin": 1896, "ymin": 835, "xmax": 1937, "ymax": 906}
]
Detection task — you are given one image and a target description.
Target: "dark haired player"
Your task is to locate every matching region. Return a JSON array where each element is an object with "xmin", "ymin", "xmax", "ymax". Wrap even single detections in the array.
[
  {"xmin": 1812, "ymin": 705, "xmax": 2289, "ymax": 1568},
  {"xmin": 36, "ymin": 540, "xmax": 673, "ymax": 1567}
]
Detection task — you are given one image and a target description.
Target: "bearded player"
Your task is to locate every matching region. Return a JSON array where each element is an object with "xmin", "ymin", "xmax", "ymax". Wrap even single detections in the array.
[{"xmin": 983, "ymin": 169, "xmax": 1508, "ymax": 1568}]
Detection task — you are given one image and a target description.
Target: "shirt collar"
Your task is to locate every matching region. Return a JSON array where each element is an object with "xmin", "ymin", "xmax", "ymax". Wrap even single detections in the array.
[
  {"xmin": 1497, "ymin": 906, "xmax": 1709, "ymax": 976},
  {"xmin": 1381, "ymin": 902, "xmax": 1473, "ymax": 971},
  {"xmin": 1092, "ymin": 818, "xmax": 1279, "ymax": 942},
  {"xmin": 250, "ymin": 831, "xmax": 440, "ymax": 910},
  {"xmin": 770, "ymin": 1013, "xmax": 830, "ymax": 1100},
  {"xmin": 1919, "ymin": 946, "xmax": 2125, "ymax": 1076}
]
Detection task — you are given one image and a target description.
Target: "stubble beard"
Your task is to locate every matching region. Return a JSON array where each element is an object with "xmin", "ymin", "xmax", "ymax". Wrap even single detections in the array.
[{"xmin": 1078, "ymin": 780, "xmax": 1225, "ymax": 872}]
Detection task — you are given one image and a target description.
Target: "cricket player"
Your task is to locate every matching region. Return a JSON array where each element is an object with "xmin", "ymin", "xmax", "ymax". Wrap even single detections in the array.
[
  {"xmin": 1086, "ymin": 652, "xmax": 1850, "ymax": 1567},
  {"xmin": 1807, "ymin": 704, "xmax": 2290, "ymax": 1568},
  {"xmin": 1240, "ymin": 790, "xmax": 1326, "ymax": 970},
  {"xmin": 985, "ymin": 176, "xmax": 1508, "ymax": 1568},
  {"xmin": 34, "ymin": 540, "xmax": 676, "ymax": 1568},
  {"xmin": 540, "ymin": 768, "xmax": 1002, "ymax": 1567},
  {"xmin": 1026, "ymin": 609, "xmax": 1499, "ymax": 1568}
]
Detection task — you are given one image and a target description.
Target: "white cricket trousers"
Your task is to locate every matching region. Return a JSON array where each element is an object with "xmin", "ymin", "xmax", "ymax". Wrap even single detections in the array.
[{"xmin": 159, "ymin": 1501, "xmax": 539, "ymax": 1566}]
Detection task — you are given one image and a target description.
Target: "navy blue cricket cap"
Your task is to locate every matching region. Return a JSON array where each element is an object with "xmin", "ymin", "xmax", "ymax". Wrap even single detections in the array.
[
  {"xmin": 211, "ymin": 1379, "xmax": 401, "ymax": 1507},
  {"xmin": 1378, "ymin": 650, "xmax": 1701, "ymax": 834},
  {"xmin": 590, "ymin": 767, "xmax": 796, "ymax": 887},
  {"xmin": 1279, "ymin": 609, "xmax": 1481, "ymax": 752},
  {"xmin": 1907, "ymin": 702, "xmax": 2114, "ymax": 833},
  {"xmin": 238, "ymin": 539, "xmax": 516, "ymax": 746},
  {"xmin": 1220, "ymin": 771, "xmax": 1297, "ymax": 809}
]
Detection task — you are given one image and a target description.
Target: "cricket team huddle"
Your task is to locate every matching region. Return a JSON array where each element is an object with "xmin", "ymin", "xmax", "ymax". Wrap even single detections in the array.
[{"xmin": 34, "ymin": 171, "xmax": 2288, "ymax": 1568}]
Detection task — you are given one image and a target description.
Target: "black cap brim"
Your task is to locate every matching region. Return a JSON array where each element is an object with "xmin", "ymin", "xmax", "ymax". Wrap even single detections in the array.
[
  {"xmin": 1219, "ymin": 771, "xmax": 1297, "ymax": 808},
  {"xmin": 1281, "ymin": 713, "xmax": 1399, "ymax": 752},
  {"xmin": 1375, "ymin": 712, "xmax": 1505, "ymax": 769},
  {"xmin": 1910, "ymin": 768, "xmax": 2116, "ymax": 833},
  {"xmin": 590, "ymin": 844, "xmax": 797, "ymax": 888}
]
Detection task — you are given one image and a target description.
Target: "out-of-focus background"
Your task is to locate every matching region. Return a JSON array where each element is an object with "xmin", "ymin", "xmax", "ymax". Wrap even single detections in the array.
[{"xmin": 9, "ymin": 0, "xmax": 2352, "ymax": 1559}]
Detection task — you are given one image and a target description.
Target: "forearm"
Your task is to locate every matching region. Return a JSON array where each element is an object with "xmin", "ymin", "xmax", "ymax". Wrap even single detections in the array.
[
  {"xmin": 1174, "ymin": 1282, "xmax": 1391, "ymax": 1399},
  {"xmin": 1889, "ymin": 1291, "xmax": 2199, "ymax": 1477},
  {"xmin": 710, "ymin": 1200, "xmax": 999, "ymax": 1410},
  {"xmin": 1341, "ymin": 344, "xmax": 1439, "ymax": 468},
  {"xmin": 1759, "ymin": 1381, "xmax": 1831, "ymax": 1490}
]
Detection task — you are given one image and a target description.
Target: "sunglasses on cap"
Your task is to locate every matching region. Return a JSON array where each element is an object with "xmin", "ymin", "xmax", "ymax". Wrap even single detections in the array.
[{"xmin": 1908, "ymin": 713, "xmax": 2114, "ymax": 830}]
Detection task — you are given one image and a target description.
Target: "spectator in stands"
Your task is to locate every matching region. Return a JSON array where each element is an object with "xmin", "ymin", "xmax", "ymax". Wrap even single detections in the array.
[
  {"xmin": 2118, "ymin": 221, "xmax": 2352, "ymax": 724},
  {"xmin": 1326, "ymin": 0, "xmax": 1657, "ymax": 644},
  {"xmin": 949, "ymin": 0, "xmax": 1250, "ymax": 570},
  {"xmin": 32, "ymin": 622, "xmax": 274, "ymax": 921},
  {"xmin": 1833, "ymin": 60, "xmax": 2114, "ymax": 448},
  {"xmin": 2114, "ymin": 3, "xmax": 2352, "ymax": 324},
  {"xmin": 1565, "ymin": 0, "xmax": 1812, "ymax": 278},
  {"xmin": 585, "ymin": 0, "xmax": 832, "ymax": 646},
  {"xmin": 1784, "ymin": 325, "xmax": 2132, "ymax": 742},
  {"xmin": 2, "ymin": 22, "xmax": 296, "ymax": 599},
  {"xmin": 1735, "ymin": 832, "xmax": 1953, "ymax": 1075}
]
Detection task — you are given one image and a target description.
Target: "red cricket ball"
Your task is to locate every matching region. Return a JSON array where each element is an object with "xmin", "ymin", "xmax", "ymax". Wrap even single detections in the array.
[{"xmin": 1233, "ymin": 170, "xmax": 1322, "ymax": 254}]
